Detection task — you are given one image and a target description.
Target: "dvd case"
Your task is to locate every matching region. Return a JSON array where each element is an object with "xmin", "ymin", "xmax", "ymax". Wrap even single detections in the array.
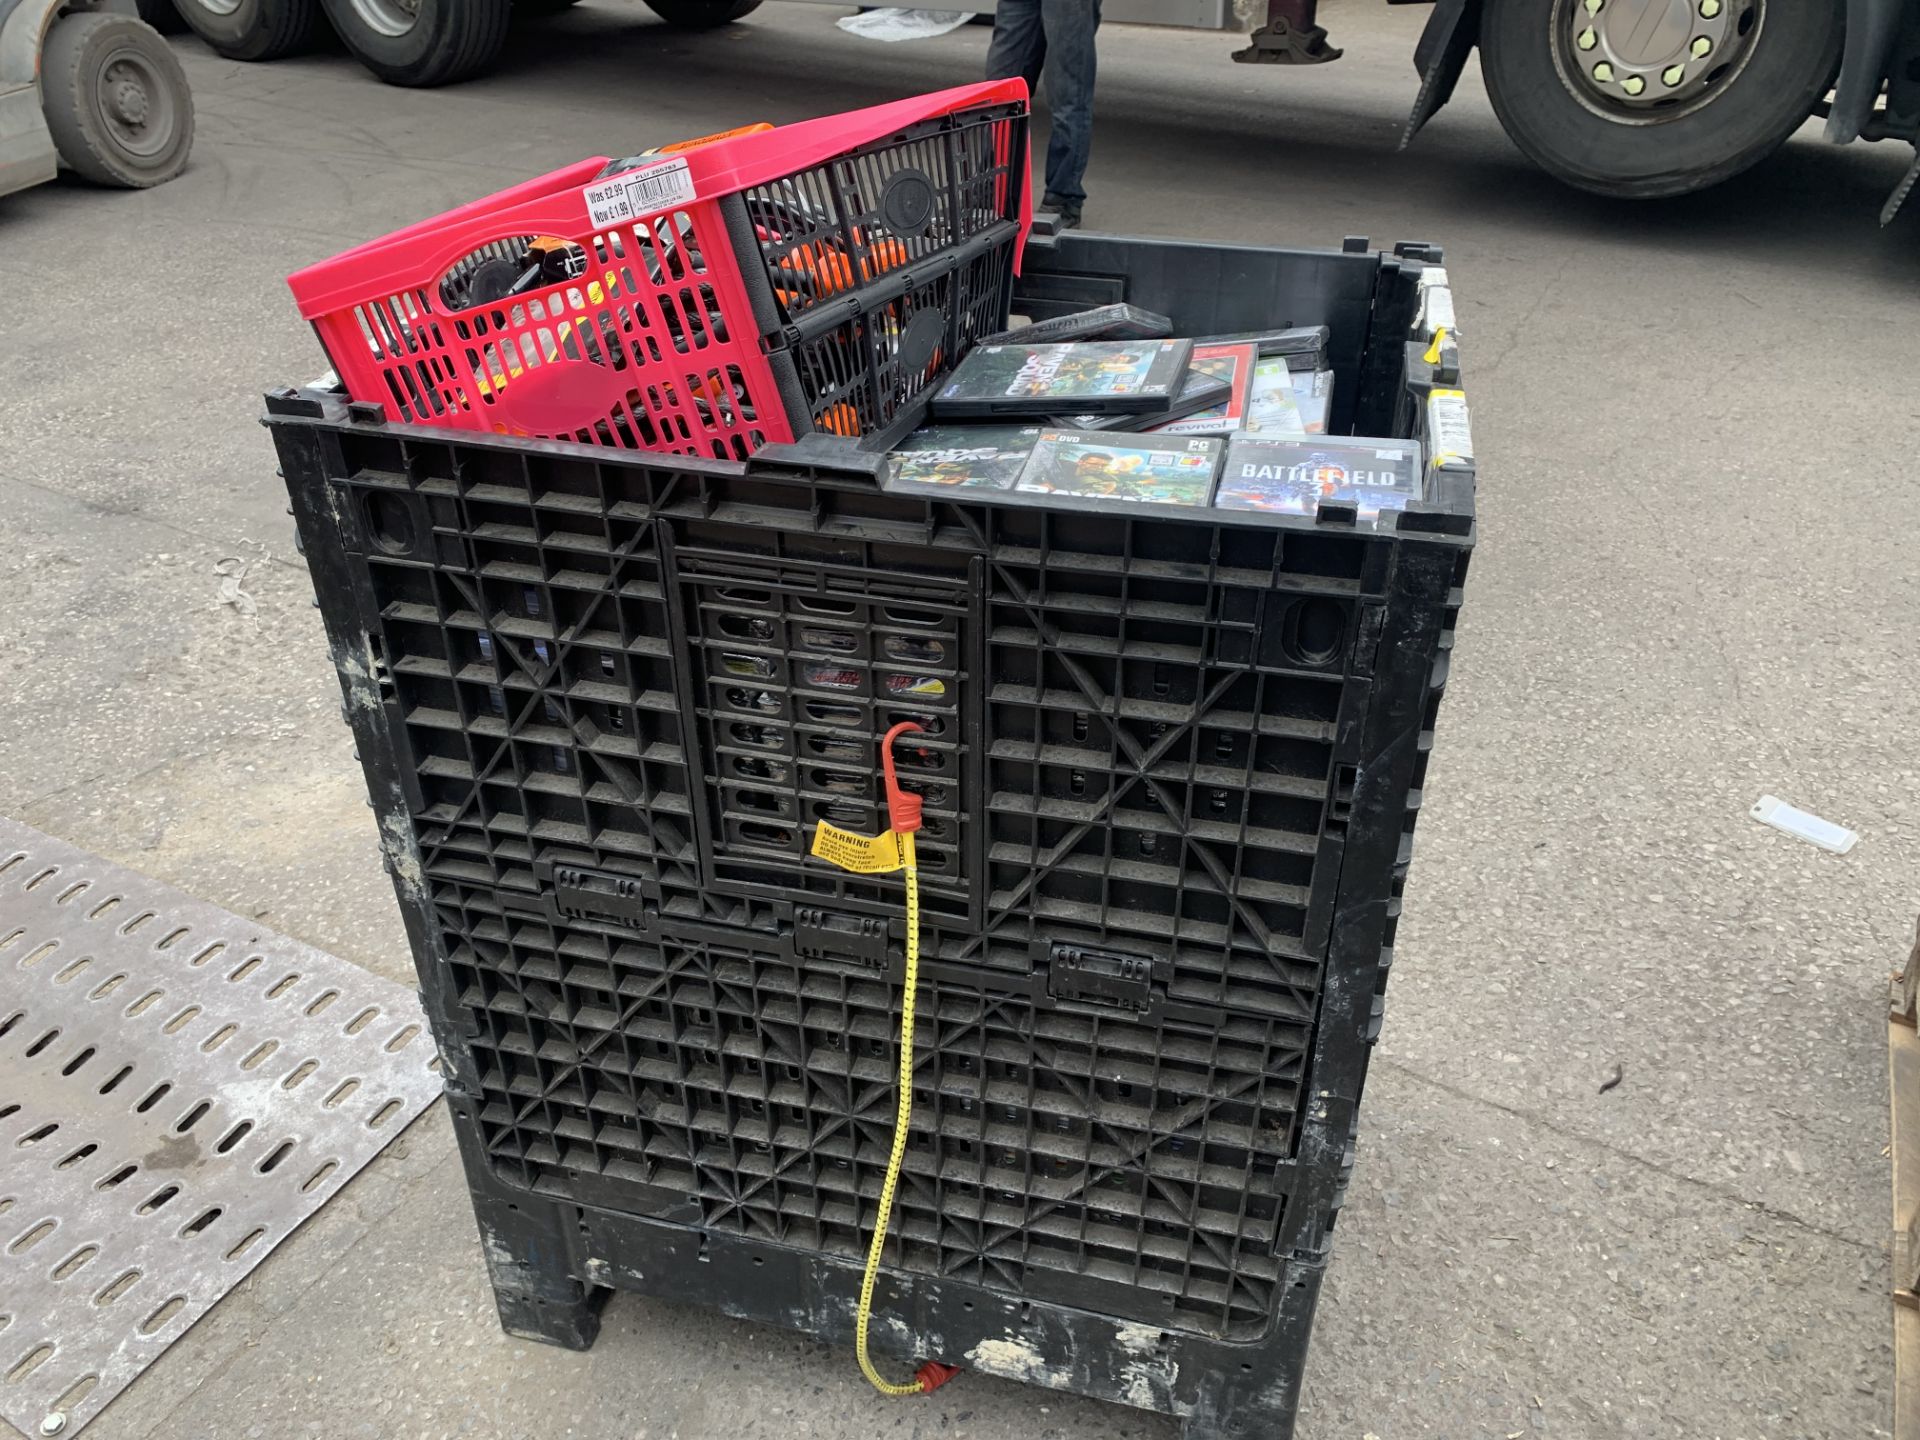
[
  {"xmin": 931, "ymin": 340, "xmax": 1194, "ymax": 419},
  {"xmin": 1016, "ymin": 429, "xmax": 1223, "ymax": 507},
  {"xmin": 1193, "ymin": 324, "xmax": 1329, "ymax": 370},
  {"xmin": 977, "ymin": 303, "xmax": 1175, "ymax": 347},
  {"xmin": 1292, "ymin": 367, "xmax": 1332, "ymax": 434},
  {"xmin": 1152, "ymin": 342, "xmax": 1256, "ymax": 436},
  {"xmin": 882, "ymin": 425, "xmax": 1044, "ymax": 495},
  {"xmin": 1054, "ymin": 368, "xmax": 1231, "ymax": 431},
  {"xmin": 1215, "ymin": 435, "xmax": 1421, "ymax": 522},
  {"xmin": 1246, "ymin": 358, "xmax": 1308, "ymax": 437}
]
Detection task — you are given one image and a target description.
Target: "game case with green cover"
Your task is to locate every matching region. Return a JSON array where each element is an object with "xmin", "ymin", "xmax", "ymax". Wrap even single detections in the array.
[
  {"xmin": 1053, "ymin": 367, "xmax": 1230, "ymax": 431},
  {"xmin": 931, "ymin": 340, "xmax": 1193, "ymax": 419},
  {"xmin": 1014, "ymin": 429, "xmax": 1223, "ymax": 507},
  {"xmin": 881, "ymin": 425, "xmax": 1043, "ymax": 495}
]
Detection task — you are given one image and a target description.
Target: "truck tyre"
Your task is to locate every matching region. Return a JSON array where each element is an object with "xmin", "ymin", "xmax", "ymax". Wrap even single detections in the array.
[
  {"xmin": 318, "ymin": 0, "xmax": 513, "ymax": 86},
  {"xmin": 134, "ymin": 0, "xmax": 188, "ymax": 35},
  {"xmin": 1479, "ymin": 0, "xmax": 1844, "ymax": 199},
  {"xmin": 172, "ymin": 0, "xmax": 320, "ymax": 60},
  {"xmin": 40, "ymin": 13, "xmax": 195, "ymax": 187},
  {"xmin": 641, "ymin": 0, "xmax": 762, "ymax": 29}
]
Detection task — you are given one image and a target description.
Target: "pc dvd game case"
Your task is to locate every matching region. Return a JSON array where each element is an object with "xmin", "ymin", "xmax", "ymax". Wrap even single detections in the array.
[
  {"xmin": 1053, "ymin": 368, "xmax": 1231, "ymax": 431},
  {"xmin": 882, "ymin": 425, "xmax": 1044, "ymax": 496},
  {"xmin": 1014, "ymin": 429, "xmax": 1223, "ymax": 507},
  {"xmin": 977, "ymin": 303, "xmax": 1175, "ymax": 346},
  {"xmin": 1193, "ymin": 324, "xmax": 1329, "ymax": 369},
  {"xmin": 1216, "ymin": 435, "xmax": 1421, "ymax": 522},
  {"xmin": 931, "ymin": 339, "xmax": 1193, "ymax": 419},
  {"xmin": 1152, "ymin": 341, "xmax": 1256, "ymax": 436}
]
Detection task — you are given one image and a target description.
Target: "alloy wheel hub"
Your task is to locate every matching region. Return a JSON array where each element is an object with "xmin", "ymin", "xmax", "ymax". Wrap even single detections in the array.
[{"xmin": 1562, "ymin": 0, "xmax": 1757, "ymax": 115}]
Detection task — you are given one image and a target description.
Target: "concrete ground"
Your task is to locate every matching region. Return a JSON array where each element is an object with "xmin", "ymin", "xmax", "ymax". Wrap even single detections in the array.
[{"xmin": 3, "ymin": 0, "xmax": 1918, "ymax": 1434}]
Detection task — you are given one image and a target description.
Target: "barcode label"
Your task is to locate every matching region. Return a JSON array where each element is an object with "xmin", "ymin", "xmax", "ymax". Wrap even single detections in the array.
[
  {"xmin": 1427, "ymin": 388, "xmax": 1474, "ymax": 467},
  {"xmin": 582, "ymin": 157, "xmax": 696, "ymax": 228}
]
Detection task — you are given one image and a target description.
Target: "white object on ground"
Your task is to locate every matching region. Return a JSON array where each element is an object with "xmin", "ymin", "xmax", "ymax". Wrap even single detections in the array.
[
  {"xmin": 213, "ymin": 556, "xmax": 258, "ymax": 618},
  {"xmin": 1751, "ymin": 795, "xmax": 1858, "ymax": 854},
  {"xmin": 836, "ymin": 7, "xmax": 972, "ymax": 41}
]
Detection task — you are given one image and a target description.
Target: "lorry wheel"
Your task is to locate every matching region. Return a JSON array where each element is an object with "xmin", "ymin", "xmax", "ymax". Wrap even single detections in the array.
[
  {"xmin": 134, "ymin": 0, "xmax": 188, "ymax": 35},
  {"xmin": 40, "ymin": 13, "xmax": 195, "ymax": 187},
  {"xmin": 318, "ymin": 0, "xmax": 513, "ymax": 85},
  {"xmin": 1479, "ymin": 0, "xmax": 1844, "ymax": 199},
  {"xmin": 172, "ymin": 0, "xmax": 320, "ymax": 60},
  {"xmin": 641, "ymin": 0, "xmax": 762, "ymax": 30}
]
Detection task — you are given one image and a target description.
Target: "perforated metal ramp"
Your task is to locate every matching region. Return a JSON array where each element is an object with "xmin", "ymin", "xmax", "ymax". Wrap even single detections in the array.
[{"xmin": 0, "ymin": 818, "xmax": 442, "ymax": 1437}]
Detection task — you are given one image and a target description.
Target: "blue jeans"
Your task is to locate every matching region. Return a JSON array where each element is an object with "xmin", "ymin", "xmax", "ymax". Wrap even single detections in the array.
[{"xmin": 986, "ymin": 0, "xmax": 1101, "ymax": 206}]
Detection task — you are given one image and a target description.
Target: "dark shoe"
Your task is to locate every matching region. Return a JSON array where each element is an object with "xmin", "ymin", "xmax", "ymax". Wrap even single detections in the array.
[{"xmin": 1042, "ymin": 192, "xmax": 1083, "ymax": 229}]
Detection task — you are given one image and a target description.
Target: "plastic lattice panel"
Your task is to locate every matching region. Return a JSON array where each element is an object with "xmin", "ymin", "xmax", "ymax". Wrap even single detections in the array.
[
  {"xmin": 744, "ymin": 105, "xmax": 1024, "ymax": 322},
  {"xmin": 0, "ymin": 820, "xmax": 442, "ymax": 1437},
  {"xmin": 790, "ymin": 243, "xmax": 1017, "ymax": 438},
  {"xmin": 958, "ymin": 511, "xmax": 1370, "ymax": 1022},
  {"xmin": 453, "ymin": 930, "xmax": 1299, "ymax": 1338},
  {"xmin": 675, "ymin": 543, "xmax": 978, "ymax": 923}
]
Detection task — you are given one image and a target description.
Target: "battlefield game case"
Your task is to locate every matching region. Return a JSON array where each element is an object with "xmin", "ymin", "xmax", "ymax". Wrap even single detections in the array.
[
  {"xmin": 1016, "ymin": 430, "xmax": 1223, "ymax": 507},
  {"xmin": 882, "ymin": 425, "xmax": 1044, "ymax": 494},
  {"xmin": 931, "ymin": 340, "xmax": 1194, "ymax": 419},
  {"xmin": 978, "ymin": 303, "xmax": 1175, "ymax": 347},
  {"xmin": 1055, "ymin": 368, "xmax": 1232, "ymax": 431},
  {"xmin": 1153, "ymin": 342, "xmax": 1256, "ymax": 436},
  {"xmin": 1215, "ymin": 436, "xmax": 1421, "ymax": 521}
]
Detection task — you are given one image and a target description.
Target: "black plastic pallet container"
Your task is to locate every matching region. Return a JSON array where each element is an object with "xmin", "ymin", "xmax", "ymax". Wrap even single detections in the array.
[{"xmin": 270, "ymin": 230, "xmax": 1475, "ymax": 1440}]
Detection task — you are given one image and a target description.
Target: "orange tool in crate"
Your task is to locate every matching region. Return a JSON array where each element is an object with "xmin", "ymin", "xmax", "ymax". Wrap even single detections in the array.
[{"xmin": 286, "ymin": 84, "xmax": 1031, "ymax": 459}]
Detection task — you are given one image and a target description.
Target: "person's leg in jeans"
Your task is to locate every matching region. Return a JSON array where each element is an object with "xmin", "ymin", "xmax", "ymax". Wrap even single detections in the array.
[
  {"xmin": 1037, "ymin": 0, "xmax": 1100, "ymax": 217},
  {"xmin": 986, "ymin": 0, "xmax": 1047, "ymax": 97}
]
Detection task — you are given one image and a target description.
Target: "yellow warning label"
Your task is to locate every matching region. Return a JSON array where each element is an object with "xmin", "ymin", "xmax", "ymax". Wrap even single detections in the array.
[{"xmin": 810, "ymin": 822, "xmax": 903, "ymax": 875}]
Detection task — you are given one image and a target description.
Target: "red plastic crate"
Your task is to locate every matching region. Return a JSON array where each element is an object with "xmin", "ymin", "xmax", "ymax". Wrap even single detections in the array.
[{"xmin": 288, "ymin": 83, "xmax": 1031, "ymax": 460}]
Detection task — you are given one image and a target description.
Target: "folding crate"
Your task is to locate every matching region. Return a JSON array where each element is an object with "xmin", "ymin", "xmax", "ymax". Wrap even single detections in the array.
[
  {"xmin": 270, "ymin": 230, "xmax": 1475, "ymax": 1440},
  {"xmin": 286, "ymin": 82, "xmax": 1030, "ymax": 461}
]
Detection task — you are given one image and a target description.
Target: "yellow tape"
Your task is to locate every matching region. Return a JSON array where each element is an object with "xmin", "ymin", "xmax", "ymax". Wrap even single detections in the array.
[
  {"xmin": 810, "ymin": 822, "xmax": 904, "ymax": 875},
  {"xmin": 855, "ymin": 829, "xmax": 925, "ymax": 1396},
  {"xmin": 806, "ymin": 814, "xmax": 931, "ymax": 1394},
  {"xmin": 1423, "ymin": 326, "xmax": 1450, "ymax": 366}
]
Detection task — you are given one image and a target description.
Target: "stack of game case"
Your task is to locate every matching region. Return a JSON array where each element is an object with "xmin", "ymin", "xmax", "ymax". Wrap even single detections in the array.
[{"xmin": 886, "ymin": 305, "xmax": 1422, "ymax": 522}]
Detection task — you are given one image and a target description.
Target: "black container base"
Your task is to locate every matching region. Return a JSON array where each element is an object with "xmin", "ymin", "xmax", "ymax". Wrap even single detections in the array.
[
  {"xmin": 467, "ymin": 1176, "xmax": 611, "ymax": 1351},
  {"xmin": 452, "ymin": 1099, "xmax": 1320, "ymax": 1437}
]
